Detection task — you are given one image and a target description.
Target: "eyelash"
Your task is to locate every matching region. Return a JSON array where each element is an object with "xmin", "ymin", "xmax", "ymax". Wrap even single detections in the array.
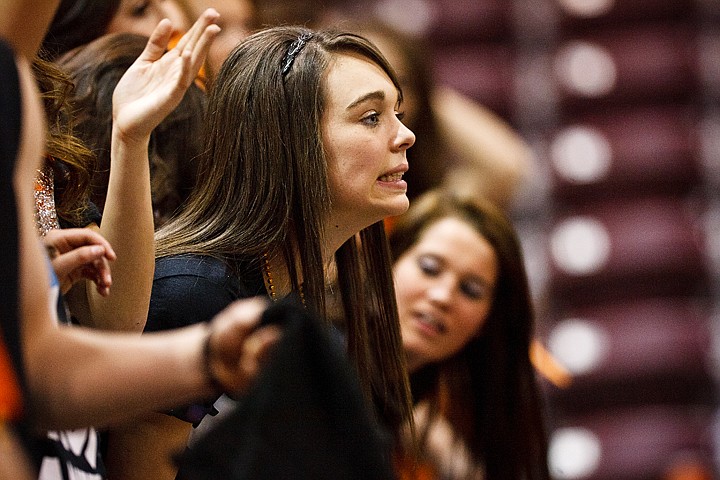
[
  {"xmin": 361, "ymin": 110, "xmax": 406, "ymax": 127},
  {"xmin": 418, "ymin": 256, "xmax": 485, "ymax": 300},
  {"xmin": 461, "ymin": 283, "xmax": 484, "ymax": 300},
  {"xmin": 131, "ymin": 0, "xmax": 151, "ymax": 17},
  {"xmin": 361, "ymin": 112, "xmax": 381, "ymax": 127}
]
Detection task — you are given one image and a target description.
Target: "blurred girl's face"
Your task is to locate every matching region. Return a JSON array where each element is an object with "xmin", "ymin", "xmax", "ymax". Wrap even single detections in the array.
[
  {"xmin": 184, "ymin": 0, "xmax": 256, "ymax": 77},
  {"xmin": 393, "ymin": 217, "xmax": 498, "ymax": 372},
  {"xmin": 107, "ymin": 0, "xmax": 189, "ymax": 37}
]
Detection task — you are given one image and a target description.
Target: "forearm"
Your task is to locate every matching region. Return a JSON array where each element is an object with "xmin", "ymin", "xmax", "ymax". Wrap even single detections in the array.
[
  {"xmin": 433, "ymin": 87, "xmax": 533, "ymax": 206},
  {"xmin": 25, "ymin": 322, "xmax": 213, "ymax": 431},
  {"xmin": 0, "ymin": 0, "xmax": 57, "ymax": 58},
  {"xmin": 88, "ymin": 130, "xmax": 155, "ymax": 331},
  {"xmin": 18, "ymin": 171, "xmax": 209, "ymax": 432}
]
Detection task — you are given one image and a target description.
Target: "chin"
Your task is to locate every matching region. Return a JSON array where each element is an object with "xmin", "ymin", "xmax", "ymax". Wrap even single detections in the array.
[{"xmin": 383, "ymin": 195, "xmax": 410, "ymax": 218}]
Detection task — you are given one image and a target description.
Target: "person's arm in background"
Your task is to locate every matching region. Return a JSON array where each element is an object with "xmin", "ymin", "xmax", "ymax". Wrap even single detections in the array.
[
  {"xmin": 81, "ymin": 10, "xmax": 219, "ymax": 331},
  {"xmin": 433, "ymin": 86, "xmax": 535, "ymax": 209},
  {"xmin": 0, "ymin": 0, "xmax": 58, "ymax": 59}
]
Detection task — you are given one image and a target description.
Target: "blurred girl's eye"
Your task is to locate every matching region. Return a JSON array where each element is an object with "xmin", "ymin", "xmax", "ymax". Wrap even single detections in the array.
[
  {"xmin": 417, "ymin": 254, "xmax": 441, "ymax": 276},
  {"xmin": 131, "ymin": 0, "xmax": 151, "ymax": 17},
  {"xmin": 460, "ymin": 280, "xmax": 486, "ymax": 301}
]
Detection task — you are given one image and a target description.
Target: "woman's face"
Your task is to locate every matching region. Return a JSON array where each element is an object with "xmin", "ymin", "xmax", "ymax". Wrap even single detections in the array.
[
  {"xmin": 107, "ymin": 0, "xmax": 189, "ymax": 37},
  {"xmin": 183, "ymin": 0, "xmax": 255, "ymax": 77},
  {"xmin": 322, "ymin": 52, "xmax": 415, "ymax": 234},
  {"xmin": 361, "ymin": 32, "xmax": 419, "ymax": 129},
  {"xmin": 394, "ymin": 217, "xmax": 498, "ymax": 372}
]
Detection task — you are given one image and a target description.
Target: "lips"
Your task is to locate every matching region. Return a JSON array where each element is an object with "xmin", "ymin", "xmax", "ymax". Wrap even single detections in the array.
[
  {"xmin": 378, "ymin": 163, "xmax": 409, "ymax": 182},
  {"xmin": 413, "ymin": 310, "xmax": 447, "ymax": 335},
  {"xmin": 378, "ymin": 172, "xmax": 404, "ymax": 182}
]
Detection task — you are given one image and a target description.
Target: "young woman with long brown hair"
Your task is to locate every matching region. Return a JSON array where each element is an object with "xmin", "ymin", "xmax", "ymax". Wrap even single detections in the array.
[
  {"xmin": 110, "ymin": 25, "xmax": 417, "ymax": 479},
  {"xmin": 390, "ymin": 190, "xmax": 550, "ymax": 480}
]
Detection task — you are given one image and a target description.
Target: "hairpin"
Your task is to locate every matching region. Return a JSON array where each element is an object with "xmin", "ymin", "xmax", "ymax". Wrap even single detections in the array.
[{"xmin": 281, "ymin": 33, "xmax": 313, "ymax": 76}]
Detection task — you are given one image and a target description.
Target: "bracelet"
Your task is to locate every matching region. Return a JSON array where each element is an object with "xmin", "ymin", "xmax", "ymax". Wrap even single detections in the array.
[{"xmin": 202, "ymin": 326, "xmax": 227, "ymax": 395}]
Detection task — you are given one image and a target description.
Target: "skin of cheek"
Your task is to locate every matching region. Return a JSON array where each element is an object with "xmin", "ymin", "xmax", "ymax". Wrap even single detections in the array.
[
  {"xmin": 108, "ymin": 1, "xmax": 169, "ymax": 37},
  {"xmin": 394, "ymin": 224, "xmax": 497, "ymax": 370}
]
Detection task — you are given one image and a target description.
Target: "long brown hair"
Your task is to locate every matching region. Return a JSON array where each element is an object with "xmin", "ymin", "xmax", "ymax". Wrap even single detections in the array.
[
  {"xmin": 57, "ymin": 33, "xmax": 207, "ymax": 226},
  {"xmin": 41, "ymin": 0, "xmax": 122, "ymax": 61},
  {"xmin": 155, "ymin": 26, "xmax": 413, "ymax": 431},
  {"xmin": 389, "ymin": 190, "xmax": 550, "ymax": 480},
  {"xmin": 32, "ymin": 56, "xmax": 95, "ymax": 226}
]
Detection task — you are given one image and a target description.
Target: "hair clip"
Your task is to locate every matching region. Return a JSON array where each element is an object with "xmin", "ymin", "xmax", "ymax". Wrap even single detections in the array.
[{"xmin": 281, "ymin": 33, "xmax": 313, "ymax": 76}]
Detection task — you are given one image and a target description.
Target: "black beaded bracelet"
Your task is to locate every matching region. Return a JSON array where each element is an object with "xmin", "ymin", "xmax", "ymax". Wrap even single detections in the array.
[{"xmin": 202, "ymin": 326, "xmax": 227, "ymax": 395}]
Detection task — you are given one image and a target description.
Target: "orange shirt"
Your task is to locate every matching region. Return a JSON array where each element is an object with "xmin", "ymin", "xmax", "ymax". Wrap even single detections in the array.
[{"xmin": 0, "ymin": 336, "xmax": 22, "ymax": 421}]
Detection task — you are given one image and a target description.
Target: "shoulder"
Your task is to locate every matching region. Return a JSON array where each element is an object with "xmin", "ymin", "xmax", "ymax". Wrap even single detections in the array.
[
  {"xmin": 154, "ymin": 255, "xmax": 234, "ymax": 282},
  {"xmin": 146, "ymin": 255, "xmax": 264, "ymax": 332}
]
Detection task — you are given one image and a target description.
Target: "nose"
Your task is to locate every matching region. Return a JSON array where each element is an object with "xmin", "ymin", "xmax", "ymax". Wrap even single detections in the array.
[
  {"xmin": 426, "ymin": 276, "xmax": 454, "ymax": 308},
  {"xmin": 393, "ymin": 119, "xmax": 416, "ymax": 152},
  {"xmin": 161, "ymin": 0, "xmax": 191, "ymax": 33}
]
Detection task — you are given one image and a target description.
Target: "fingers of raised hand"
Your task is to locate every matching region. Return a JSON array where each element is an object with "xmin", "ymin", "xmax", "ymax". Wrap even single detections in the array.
[
  {"xmin": 174, "ymin": 8, "xmax": 220, "ymax": 54},
  {"xmin": 188, "ymin": 22, "xmax": 221, "ymax": 73},
  {"xmin": 141, "ymin": 18, "xmax": 175, "ymax": 63}
]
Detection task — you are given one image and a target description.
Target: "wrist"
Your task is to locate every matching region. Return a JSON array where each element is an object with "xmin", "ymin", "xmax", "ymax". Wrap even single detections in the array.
[
  {"xmin": 202, "ymin": 324, "xmax": 227, "ymax": 396},
  {"xmin": 110, "ymin": 124, "xmax": 151, "ymax": 151}
]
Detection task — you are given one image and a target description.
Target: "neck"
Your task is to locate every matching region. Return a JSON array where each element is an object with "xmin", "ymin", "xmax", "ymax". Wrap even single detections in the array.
[
  {"xmin": 323, "ymin": 213, "xmax": 374, "ymax": 264},
  {"xmin": 263, "ymin": 251, "xmax": 293, "ymax": 300},
  {"xmin": 405, "ymin": 353, "xmax": 425, "ymax": 375},
  {"xmin": 265, "ymin": 216, "xmax": 371, "ymax": 299}
]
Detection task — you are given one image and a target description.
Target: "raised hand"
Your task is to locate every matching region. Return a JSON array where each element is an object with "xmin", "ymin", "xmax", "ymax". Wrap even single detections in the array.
[
  {"xmin": 44, "ymin": 228, "xmax": 117, "ymax": 296},
  {"xmin": 112, "ymin": 9, "xmax": 220, "ymax": 143}
]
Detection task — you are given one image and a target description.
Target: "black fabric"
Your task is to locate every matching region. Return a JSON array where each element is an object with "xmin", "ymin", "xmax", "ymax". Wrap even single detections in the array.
[
  {"xmin": 145, "ymin": 255, "xmax": 265, "ymax": 424},
  {"xmin": 175, "ymin": 299, "xmax": 397, "ymax": 480},
  {"xmin": 145, "ymin": 255, "xmax": 264, "ymax": 332},
  {"xmin": 0, "ymin": 37, "xmax": 24, "ymax": 404}
]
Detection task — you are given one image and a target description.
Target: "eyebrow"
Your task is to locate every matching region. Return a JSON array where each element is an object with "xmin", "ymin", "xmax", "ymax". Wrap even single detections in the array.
[{"xmin": 346, "ymin": 90, "xmax": 386, "ymax": 110}]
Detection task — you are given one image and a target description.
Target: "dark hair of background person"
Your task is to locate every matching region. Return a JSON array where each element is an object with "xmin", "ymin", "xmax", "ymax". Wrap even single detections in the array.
[
  {"xmin": 389, "ymin": 190, "xmax": 550, "ymax": 480},
  {"xmin": 57, "ymin": 33, "xmax": 207, "ymax": 227},
  {"xmin": 32, "ymin": 57, "xmax": 96, "ymax": 227},
  {"xmin": 155, "ymin": 25, "xmax": 413, "ymax": 431},
  {"xmin": 40, "ymin": 0, "xmax": 121, "ymax": 61}
]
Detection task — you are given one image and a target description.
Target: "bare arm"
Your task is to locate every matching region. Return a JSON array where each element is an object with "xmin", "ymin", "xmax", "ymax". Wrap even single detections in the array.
[
  {"xmin": 432, "ymin": 87, "xmax": 535, "ymax": 208},
  {"xmin": 0, "ymin": 0, "xmax": 58, "ymax": 58},
  {"xmin": 84, "ymin": 10, "xmax": 220, "ymax": 331}
]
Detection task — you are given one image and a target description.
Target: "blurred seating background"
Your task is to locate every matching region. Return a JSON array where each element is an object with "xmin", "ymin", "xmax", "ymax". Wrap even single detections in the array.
[{"xmin": 255, "ymin": 0, "xmax": 720, "ymax": 477}]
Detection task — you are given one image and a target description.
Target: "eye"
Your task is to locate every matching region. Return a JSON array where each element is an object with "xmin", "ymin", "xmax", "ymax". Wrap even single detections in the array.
[
  {"xmin": 361, "ymin": 111, "xmax": 381, "ymax": 127},
  {"xmin": 395, "ymin": 111, "xmax": 406, "ymax": 122},
  {"xmin": 130, "ymin": 0, "xmax": 151, "ymax": 17},
  {"xmin": 417, "ymin": 254, "xmax": 441, "ymax": 277},
  {"xmin": 460, "ymin": 280, "xmax": 486, "ymax": 300}
]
